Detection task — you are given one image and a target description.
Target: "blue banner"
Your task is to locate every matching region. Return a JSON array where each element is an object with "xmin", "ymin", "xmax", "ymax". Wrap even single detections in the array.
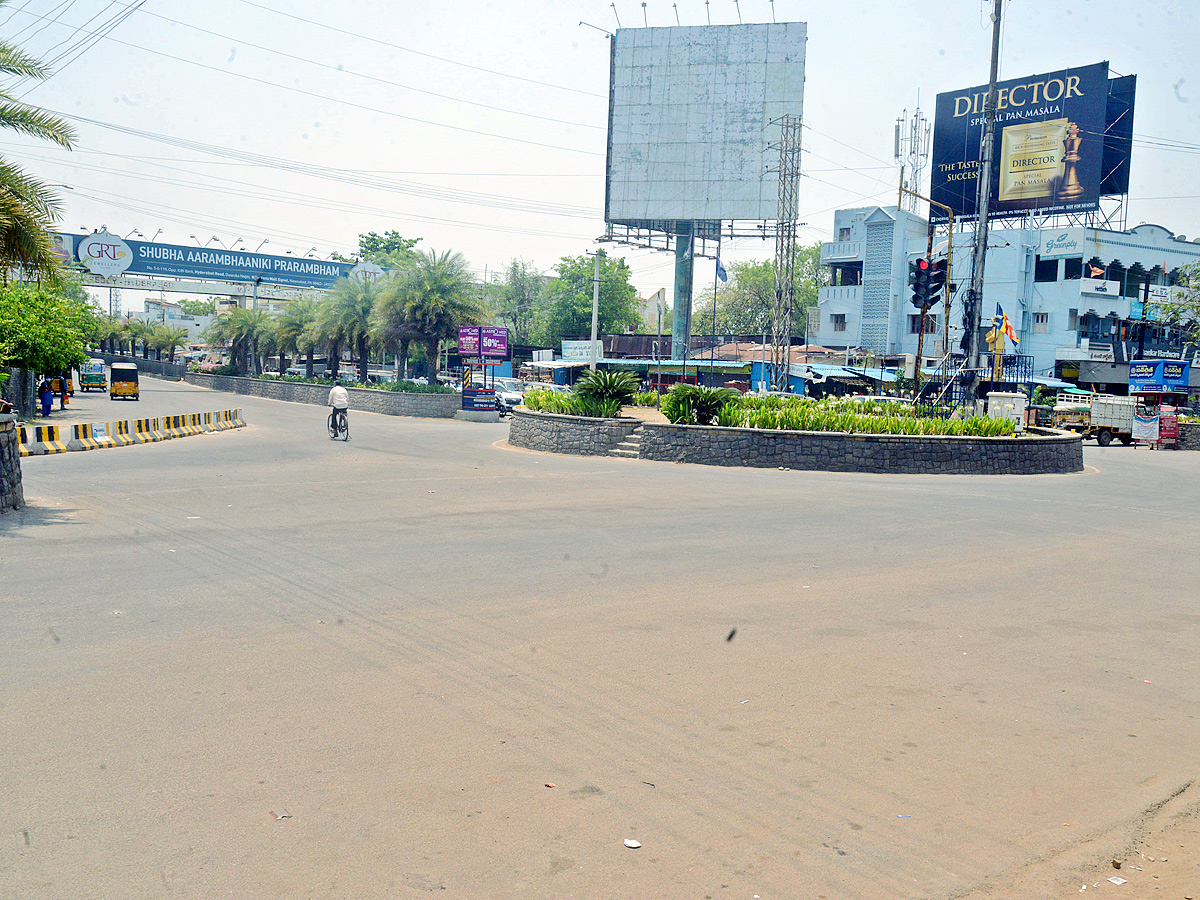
[
  {"xmin": 62, "ymin": 231, "xmax": 359, "ymax": 290},
  {"xmin": 1128, "ymin": 359, "xmax": 1190, "ymax": 393}
]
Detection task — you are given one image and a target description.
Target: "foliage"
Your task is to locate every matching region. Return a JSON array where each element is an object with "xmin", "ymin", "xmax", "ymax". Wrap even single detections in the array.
[
  {"xmin": 179, "ymin": 298, "xmax": 217, "ymax": 316},
  {"xmin": 0, "ymin": 26, "xmax": 77, "ymax": 285},
  {"xmin": 691, "ymin": 244, "xmax": 829, "ymax": 337},
  {"xmin": 247, "ymin": 372, "xmax": 454, "ymax": 393},
  {"xmin": 149, "ymin": 324, "xmax": 189, "ymax": 362},
  {"xmin": 574, "ymin": 369, "xmax": 639, "ymax": 405},
  {"xmin": 631, "ymin": 391, "xmax": 660, "ymax": 408},
  {"xmin": 490, "ymin": 258, "xmax": 543, "ymax": 344},
  {"xmin": 400, "ymin": 248, "xmax": 483, "ymax": 383},
  {"xmin": 659, "ymin": 384, "xmax": 740, "ymax": 425},
  {"xmin": 1150, "ymin": 260, "xmax": 1200, "ymax": 347},
  {"xmin": 327, "ymin": 273, "xmax": 388, "ymax": 382},
  {"xmin": 203, "ymin": 307, "xmax": 274, "ymax": 375},
  {"xmin": 523, "ymin": 387, "xmax": 622, "ymax": 419},
  {"xmin": 688, "ymin": 394, "xmax": 1017, "ymax": 436},
  {"xmin": 531, "ymin": 251, "xmax": 641, "ymax": 347},
  {"xmin": 356, "ymin": 231, "xmax": 421, "ymax": 268},
  {"xmin": 0, "ymin": 281, "xmax": 94, "ymax": 373},
  {"xmin": 276, "ymin": 294, "xmax": 318, "ymax": 376}
]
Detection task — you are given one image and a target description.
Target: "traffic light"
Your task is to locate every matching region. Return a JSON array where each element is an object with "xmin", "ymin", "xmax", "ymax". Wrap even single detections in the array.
[
  {"xmin": 927, "ymin": 259, "xmax": 948, "ymax": 303},
  {"xmin": 909, "ymin": 257, "xmax": 931, "ymax": 309}
]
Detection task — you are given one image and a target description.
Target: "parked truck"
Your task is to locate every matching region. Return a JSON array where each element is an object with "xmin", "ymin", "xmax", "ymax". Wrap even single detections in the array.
[{"xmin": 1053, "ymin": 393, "xmax": 1135, "ymax": 445}]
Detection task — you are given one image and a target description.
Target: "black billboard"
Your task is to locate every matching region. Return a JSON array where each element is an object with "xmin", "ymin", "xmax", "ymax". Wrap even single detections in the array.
[{"xmin": 930, "ymin": 61, "xmax": 1121, "ymax": 220}]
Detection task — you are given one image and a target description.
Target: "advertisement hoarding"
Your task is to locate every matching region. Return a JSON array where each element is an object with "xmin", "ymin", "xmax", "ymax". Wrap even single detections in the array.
[
  {"xmin": 480, "ymin": 326, "xmax": 509, "ymax": 358},
  {"xmin": 1128, "ymin": 360, "xmax": 1190, "ymax": 393},
  {"xmin": 930, "ymin": 62, "xmax": 1112, "ymax": 220},
  {"xmin": 605, "ymin": 22, "xmax": 806, "ymax": 224},
  {"xmin": 458, "ymin": 327, "xmax": 481, "ymax": 356}
]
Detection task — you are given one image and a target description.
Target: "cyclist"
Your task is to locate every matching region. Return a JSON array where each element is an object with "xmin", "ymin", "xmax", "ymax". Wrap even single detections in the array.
[{"xmin": 327, "ymin": 378, "xmax": 349, "ymax": 438}]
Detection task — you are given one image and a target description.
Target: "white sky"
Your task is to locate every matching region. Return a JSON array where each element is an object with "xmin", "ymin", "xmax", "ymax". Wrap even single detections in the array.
[{"xmin": 4, "ymin": 0, "xmax": 1199, "ymax": 309}]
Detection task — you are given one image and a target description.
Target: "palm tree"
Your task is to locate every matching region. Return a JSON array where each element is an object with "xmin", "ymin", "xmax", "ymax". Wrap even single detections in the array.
[
  {"xmin": 125, "ymin": 318, "xmax": 151, "ymax": 359},
  {"xmin": 156, "ymin": 325, "xmax": 189, "ymax": 363},
  {"xmin": 327, "ymin": 274, "xmax": 386, "ymax": 383},
  {"xmin": 401, "ymin": 249, "xmax": 482, "ymax": 384},
  {"xmin": 277, "ymin": 295, "xmax": 318, "ymax": 376},
  {"xmin": 312, "ymin": 294, "xmax": 348, "ymax": 379},
  {"xmin": 0, "ymin": 27, "xmax": 76, "ymax": 283},
  {"xmin": 372, "ymin": 277, "xmax": 422, "ymax": 380}
]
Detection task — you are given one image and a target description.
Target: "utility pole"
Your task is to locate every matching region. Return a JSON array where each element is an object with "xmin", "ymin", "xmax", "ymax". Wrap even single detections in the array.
[
  {"xmin": 587, "ymin": 249, "xmax": 601, "ymax": 371},
  {"xmin": 966, "ymin": 0, "xmax": 1003, "ymax": 398}
]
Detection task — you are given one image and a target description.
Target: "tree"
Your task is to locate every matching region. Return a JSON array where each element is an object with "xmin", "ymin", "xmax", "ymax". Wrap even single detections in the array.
[
  {"xmin": 179, "ymin": 298, "xmax": 216, "ymax": 316},
  {"xmin": 533, "ymin": 251, "xmax": 641, "ymax": 348},
  {"xmin": 0, "ymin": 282, "xmax": 94, "ymax": 414},
  {"xmin": 277, "ymin": 295, "xmax": 318, "ymax": 377},
  {"xmin": 153, "ymin": 325, "xmax": 190, "ymax": 363},
  {"xmin": 357, "ymin": 231, "xmax": 421, "ymax": 268},
  {"xmin": 326, "ymin": 274, "xmax": 387, "ymax": 383},
  {"xmin": 1152, "ymin": 261, "xmax": 1200, "ymax": 348},
  {"xmin": 691, "ymin": 243, "xmax": 830, "ymax": 339},
  {"xmin": 490, "ymin": 258, "xmax": 543, "ymax": 345},
  {"xmin": 371, "ymin": 278, "xmax": 422, "ymax": 380},
  {"xmin": 125, "ymin": 318, "xmax": 152, "ymax": 359},
  {"xmin": 401, "ymin": 248, "xmax": 483, "ymax": 383},
  {"xmin": 0, "ymin": 21, "xmax": 77, "ymax": 284},
  {"xmin": 312, "ymin": 295, "xmax": 349, "ymax": 378}
]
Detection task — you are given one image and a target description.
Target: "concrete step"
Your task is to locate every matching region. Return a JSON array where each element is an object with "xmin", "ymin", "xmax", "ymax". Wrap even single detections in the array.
[{"xmin": 608, "ymin": 447, "xmax": 640, "ymax": 458}]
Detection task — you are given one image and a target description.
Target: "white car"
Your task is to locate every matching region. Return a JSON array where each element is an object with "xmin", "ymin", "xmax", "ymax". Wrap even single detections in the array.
[{"xmin": 492, "ymin": 379, "xmax": 525, "ymax": 415}]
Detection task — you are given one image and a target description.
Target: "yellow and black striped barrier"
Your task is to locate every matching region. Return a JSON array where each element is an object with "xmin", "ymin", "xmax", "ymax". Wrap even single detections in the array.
[{"xmin": 19, "ymin": 409, "xmax": 246, "ymax": 456}]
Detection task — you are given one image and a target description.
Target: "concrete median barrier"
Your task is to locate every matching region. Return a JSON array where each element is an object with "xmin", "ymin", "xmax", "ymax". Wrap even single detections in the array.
[{"xmin": 19, "ymin": 409, "xmax": 246, "ymax": 456}]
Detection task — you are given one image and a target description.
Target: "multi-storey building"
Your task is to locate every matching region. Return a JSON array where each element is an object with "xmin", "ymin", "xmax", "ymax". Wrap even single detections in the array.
[{"xmin": 812, "ymin": 205, "xmax": 1200, "ymax": 393}]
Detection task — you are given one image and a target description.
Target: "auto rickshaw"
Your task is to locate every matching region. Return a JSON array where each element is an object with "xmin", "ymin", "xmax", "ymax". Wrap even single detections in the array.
[
  {"xmin": 50, "ymin": 373, "xmax": 75, "ymax": 395},
  {"xmin": 110, "ymin": 362, "xmax": 139, "ymax": 400},
  {"xmin": 80, "ymin": 360, "xmax": 106, "ymax": 392}
]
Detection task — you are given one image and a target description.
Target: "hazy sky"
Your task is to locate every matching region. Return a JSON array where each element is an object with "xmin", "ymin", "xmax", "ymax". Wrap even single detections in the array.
[{"xmin": 4, "ymin": 0, "xmax": 1199, "ymax": 306}]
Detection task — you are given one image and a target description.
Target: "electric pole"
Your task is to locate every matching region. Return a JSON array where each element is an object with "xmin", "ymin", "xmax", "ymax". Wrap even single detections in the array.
[
  {"xmin": 771, "ymin": 115, "xmax": 803, "ymax": 390},
  {"xmin": 966, "ymin": 0, "xmax": 1003, "ymax": 398}
]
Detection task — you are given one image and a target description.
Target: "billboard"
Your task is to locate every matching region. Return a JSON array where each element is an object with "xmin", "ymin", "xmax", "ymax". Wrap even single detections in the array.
[
  {"xmin": 61, "ymin": 230, "xmax": 359, "ymax": 290},
  {"xmin": 459, "ymin": 326, "xmax": 510, "ymax": 358},
  {"xmin": 605, "ymin": 22, "xmax": 807, "ymax": 225},
  {"xmin": 930, "ymin": 62, "xmax": 1124, "ymax": 220},
  {"xmin": 1129, "ymin": 360, "xmax": 1190, "ymax": 393}
]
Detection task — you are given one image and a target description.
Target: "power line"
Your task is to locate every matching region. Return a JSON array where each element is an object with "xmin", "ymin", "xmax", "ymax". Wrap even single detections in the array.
[{"xmin": 236, "ymin": 0, "xmax": 605, "ymax": 99}]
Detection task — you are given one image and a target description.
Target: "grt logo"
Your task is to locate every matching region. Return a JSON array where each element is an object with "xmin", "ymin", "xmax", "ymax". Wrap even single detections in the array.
[{"xmin": 78, "ymin": 230, "xmax": 133, "ymax": 276}]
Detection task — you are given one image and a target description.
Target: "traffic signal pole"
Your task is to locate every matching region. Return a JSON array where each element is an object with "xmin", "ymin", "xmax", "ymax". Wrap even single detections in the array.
[{"xmin": 900, "ymin": 183, "xmax": 955, "ymax": 394}]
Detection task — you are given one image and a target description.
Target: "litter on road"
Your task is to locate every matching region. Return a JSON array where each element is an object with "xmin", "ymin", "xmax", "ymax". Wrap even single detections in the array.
[
  {"xmin": 623, "ymin": 839, "xmax": 641, "ymax": 849},
  {"xmin": 1108, "ymin": 876, "xmax": 1127, "ymax": 885},
  {"xmin": 269, "ymin": 809, "xmax": 291, "ymax": 820}
]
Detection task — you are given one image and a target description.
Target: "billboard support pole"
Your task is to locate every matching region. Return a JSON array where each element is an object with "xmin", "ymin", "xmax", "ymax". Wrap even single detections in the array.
[
  {"xmin": 966, "ymin": 0, "xmax": 1004, "ymax": 399},
  {"xmin": 671, "ymin": 223, "xmax": 694, "ymax": 362}
]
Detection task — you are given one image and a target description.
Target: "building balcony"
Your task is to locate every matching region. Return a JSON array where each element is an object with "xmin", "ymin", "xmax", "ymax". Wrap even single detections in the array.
[
  {"xmin": 818, "ymin": 284, "xmax": 862, "ymax": 306},
  {"xmin": 820, "ymin": 240, "xmax": 864, "ymax": 264}
]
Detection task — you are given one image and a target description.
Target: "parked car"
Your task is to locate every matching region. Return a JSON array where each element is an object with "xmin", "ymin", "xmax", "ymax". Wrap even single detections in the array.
[{"xmin": 492, "ymin": 379, "xmax": 525, "ymax": 415}]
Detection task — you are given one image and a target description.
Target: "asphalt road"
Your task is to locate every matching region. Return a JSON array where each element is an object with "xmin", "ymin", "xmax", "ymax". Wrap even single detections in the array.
[
  {"xmin": 31, "ymin": 368, "xmax": 241, "ymax": 428},
  {"xmin": 3, "ymin": 378, "xmax": 1198, "ymax": 900}
]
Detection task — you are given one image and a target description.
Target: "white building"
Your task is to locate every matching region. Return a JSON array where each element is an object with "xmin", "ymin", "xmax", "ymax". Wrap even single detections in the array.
[{"xmin": 812, "ymin": 206, "xmax": 1200, "ymax": 392}]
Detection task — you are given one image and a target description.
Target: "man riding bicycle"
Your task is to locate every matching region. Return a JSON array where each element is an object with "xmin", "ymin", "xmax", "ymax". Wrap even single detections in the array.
[{"xmin": 327, "ymin": 379, "xmax": 349, "ymax": 438}]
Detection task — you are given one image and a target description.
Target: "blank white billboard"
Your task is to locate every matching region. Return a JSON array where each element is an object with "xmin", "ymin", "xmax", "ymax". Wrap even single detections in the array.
[{"xmin": 605, "ymin": 22, "xmax": 807, "ymax": 225}]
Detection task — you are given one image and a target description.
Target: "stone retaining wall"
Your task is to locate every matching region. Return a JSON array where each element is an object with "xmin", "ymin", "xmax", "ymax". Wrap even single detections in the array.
[
  {"xmin": 638, "ymin": 423, "xmax": 1083, "ymax": 474},
  {"xmin": 0, "ymin": 414, "xmax": 23, "ymax": 512},
  {"xmin": 1177, "ymin": 422, "xmax": 1200, "ymax": 451},
  {"xmin": 508, "ymin": 408, "xmax": 640, "ymax": 456},
  {"xmin": 183, "ymin": 373, "xmax": 461, "ymax": 418}
]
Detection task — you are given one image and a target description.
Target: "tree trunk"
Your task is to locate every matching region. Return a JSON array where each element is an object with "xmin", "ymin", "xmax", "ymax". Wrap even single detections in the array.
[
  {"xmin": 328, "ymin": 339, "xmax": 341, "ymax": 378},
  {"xmin": 305, "ymin": 348, "xmax": 314, "ymax": 379},
  {"xmin": 358, "ymin": 335, "xmax": 369, "ymax": 383},
  {"xmin": 426, "ymin": 338, "xmax": 440, "ymax": 383},
  {"xmin": 399, "ymin": 338, "xmax": 410, "ymax": 380}
]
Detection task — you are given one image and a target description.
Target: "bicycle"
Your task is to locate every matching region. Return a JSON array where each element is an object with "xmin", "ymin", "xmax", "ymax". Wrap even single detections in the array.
[{"xmin": 328, "ymin": 408, "xmax": 349, "ymax": 441}]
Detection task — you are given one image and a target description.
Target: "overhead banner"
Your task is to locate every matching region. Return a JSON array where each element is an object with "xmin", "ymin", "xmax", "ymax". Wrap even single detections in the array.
[
  {"xmin": 61, "ymin": 230, "xmax": 362, "ymax": 290},
  {"xmin": 930, "ymin": 62, "xmax": 1112, "ymax": 220}
]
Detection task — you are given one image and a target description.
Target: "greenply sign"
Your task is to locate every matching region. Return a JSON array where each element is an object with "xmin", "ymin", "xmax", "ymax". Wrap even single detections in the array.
[{"xmin": 61, "ymin": 230, "xmax": 364, "ymax": 290}]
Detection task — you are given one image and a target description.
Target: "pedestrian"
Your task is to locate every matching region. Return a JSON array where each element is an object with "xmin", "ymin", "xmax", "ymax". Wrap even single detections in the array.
[
  {"xmin": 59, "ymin": 374, "xmax": 69, "ymax": 410},
  {"xmin": 39, "ymin": 378, "xmax": 53, "ymax": 417}
]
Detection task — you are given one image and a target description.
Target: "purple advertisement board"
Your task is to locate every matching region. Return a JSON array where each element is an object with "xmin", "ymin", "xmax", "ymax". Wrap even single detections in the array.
[
  {"xmin": 458, "ymin": 326, "xmax": 480, "ymax": 355},
  {"xmin": 480, "ymin": 326, "xmax": 510, "ymax": 358}
]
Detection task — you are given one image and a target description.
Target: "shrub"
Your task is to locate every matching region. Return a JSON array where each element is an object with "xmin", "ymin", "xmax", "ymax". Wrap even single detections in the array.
[
  {"xmin": 631, "ymin": 391, "xmax": 660, "ymax": 408},
  {"xmin": 661, "ymin": 384, "xmax": 739, "ymax": 425},
  {"xmin": 524, "ymin": 388, "xmax": 621, "ymax": 419},
  {"xmin": 575, "ymin": 369, "xmax": 640, "ymax": 405}
]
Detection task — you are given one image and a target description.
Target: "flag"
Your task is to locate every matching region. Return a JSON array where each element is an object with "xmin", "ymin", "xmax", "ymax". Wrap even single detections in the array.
[
  {"xmin": 1087, "ymin": 263, "xmax": 1105, "ymax": 278},
  {"xmin": 996, "ymin": 303, "xmax": 1019, "ymax": 345},
  {"xmin": 715, "ymin": 257, "xmax": 728, "ymax": 283}
]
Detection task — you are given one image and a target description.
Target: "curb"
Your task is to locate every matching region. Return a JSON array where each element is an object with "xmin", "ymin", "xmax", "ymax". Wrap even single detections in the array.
[{"xmin": 19, "ymin": 408, "xmax": 246, "ymax": 456}]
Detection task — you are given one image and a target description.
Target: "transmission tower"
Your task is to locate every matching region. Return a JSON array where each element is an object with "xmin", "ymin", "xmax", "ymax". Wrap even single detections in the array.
[
  {"xmin": 894, "ymin": 107, "xmax": 930, "ymax": 214},
  {"xmin": 771, "ymin": 115, "xmax": 802, "ymax": 389}
]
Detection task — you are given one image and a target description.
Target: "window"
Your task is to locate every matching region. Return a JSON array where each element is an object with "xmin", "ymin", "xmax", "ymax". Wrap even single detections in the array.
[
  {"xmin": 1063, "ymin": 257, "xmax": 1083, "ymax": 280},
  {"xmin": 831, "ymin": 314, "xmax": 847, "ymax": 333},
  {"xmin": 838, "ymin": 227, "xmax": 851, "ymax": 241},
  {"xmin": 1034, "ymin": 256, "xmax": 1059, "ymax": 283},
  {"xmin": 908, "ymin": 314, "xmax": 937, "ymax": 335},
  {"xmin": 1068, "ymin": 308, "xmax": 1078, "ymax": 331},
  {"xmin": 1033, "ymin": 312, "xmax": 1049, "ymax": 334}
]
